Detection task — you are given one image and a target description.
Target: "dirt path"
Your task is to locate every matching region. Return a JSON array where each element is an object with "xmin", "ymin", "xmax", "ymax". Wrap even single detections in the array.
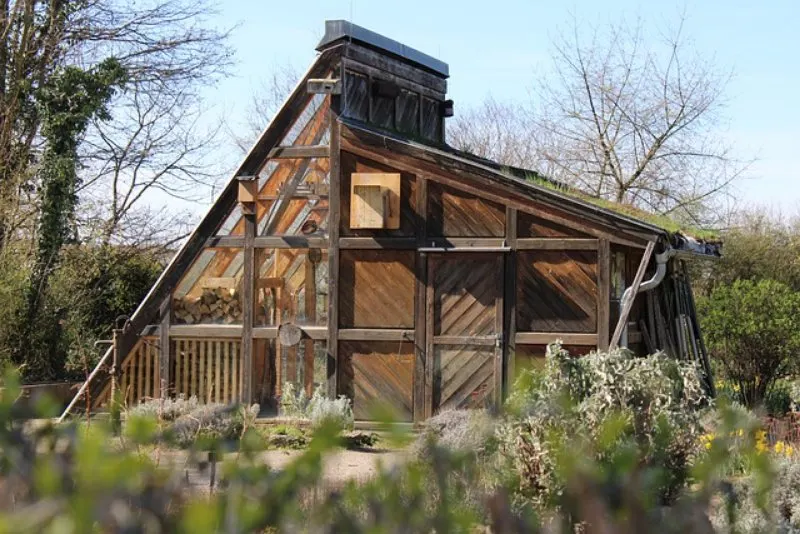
[{"xmin": 155, "ymin": 448, "xmax": 408, "ymax": 492}]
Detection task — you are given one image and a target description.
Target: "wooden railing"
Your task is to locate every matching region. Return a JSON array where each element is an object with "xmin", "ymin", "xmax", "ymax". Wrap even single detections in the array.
[{"xmin": 171, "ymin": 338, "xmax": 243, "ymax": 404}]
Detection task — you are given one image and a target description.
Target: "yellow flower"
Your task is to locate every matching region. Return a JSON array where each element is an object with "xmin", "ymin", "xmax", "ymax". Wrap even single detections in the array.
[
  {"xmin": 775, "ymin": 441, "xmax": 785, "ymax": 454},
  {"xmin": 738, "ymin": 429, "xmax": 744, "ymax": 437},
  {"xmin": 787, "ymin": 445, "xmax": 794, "ymax": 457}
]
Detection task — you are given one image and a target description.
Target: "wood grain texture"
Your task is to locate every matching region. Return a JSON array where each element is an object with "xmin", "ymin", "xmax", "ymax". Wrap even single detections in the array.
[
  {"xmin": 339, "ymin": 250, "xmax": 415, "ymax": 328},
  {"xmin": 340, "ymin": 152, "xmax": 416, "ymax": 237},
  {"xmin": 513, "ymin": 344, "xmax": 593, "ymax": 381},
  {"xmin": 432, "ymin": 255, "xmax": 499, "ymax": 337},
  {"xmin": 428, "ymin": 182, "xmax": 505, "ymax": 237},
  {"xmin": 338, "ymin": 341, "xmax": 414, "ymax": 422},
  {"xmin": 343, "ymin": 70, "xmax": 369, "ymax": 122},
  {"xmin": 433, "ymin": 345, "xmax": 494, "ymax": 411},
  {"xmin": 518, "ymin": 210, "xmax": 591, "ymax": 238},
  {"xmin": 517, "ymin": 250, "xmax": 599, "ymax": 333}
]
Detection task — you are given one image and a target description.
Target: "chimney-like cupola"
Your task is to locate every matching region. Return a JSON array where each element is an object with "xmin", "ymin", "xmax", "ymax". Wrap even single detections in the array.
[{"xmin": 316, "ymin": 20, "xmax": 450, "ymax": 142}]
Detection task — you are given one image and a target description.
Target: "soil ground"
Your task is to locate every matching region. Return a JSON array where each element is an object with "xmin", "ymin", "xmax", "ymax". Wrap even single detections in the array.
[{"xmin": 154, "ymin": 447, "xmax": 408, "ymax": 493}]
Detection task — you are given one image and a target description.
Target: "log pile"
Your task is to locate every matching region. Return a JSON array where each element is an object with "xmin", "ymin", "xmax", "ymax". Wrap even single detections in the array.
[{"xmin": 173, "ymin": 288, "xmax": 243, "ymax": 324}]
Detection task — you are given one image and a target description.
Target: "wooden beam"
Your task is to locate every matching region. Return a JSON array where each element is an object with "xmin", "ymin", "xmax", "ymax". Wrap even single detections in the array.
[
  {"xmin": 267, "ymin": 145, "xmax": 329, "ymax": 159},
  {"xmin": 515, "ymin": 332, "xmax": 599, "ymax": 345},
  {"xmin": 254, "ymin": 236, "xmax": 328, "ymax": 249},
  {"xmin": 338, "ymin": 329, "xmax": 415, "ymax": 341},
  {"xmin": 424, "ymin": 255, "xmax": 434, "ymax": 419},
  {"xmin": 609, "ymin": 241, "xmax": 656, "ymax": 349},
  {"xmin": 207, "ymin": 236, "xmax": 330, "ymax": 248},
  {"xmin": 304, "ymin": 253, "xmax": 318, "ymax": 396},
  {"xmin": 169, "ymin": 325, "xmax": 244, "ymax": 337},
  {"xmin": 342, "ymin": 58, "xmax": 446, "ymax": 101},
  {"xmin": 342, "ymin": 44, "xmax": 448, "ymax": 94},
  {"xmin": 159, "ymin": 298, "xmax": 170, "ymax": 398},
  {"xmin": 597, "ymin": 239, "xmax": 611, "ymax": 351},
  {"xmin": 241, "ymin": 212, "xmax": 255, "ymax": 403},
  {"xmin": 516, "ymin": 238, "xmax": 598, "ymax": 250},
  {"xmin": 432, "ymin": 335, "xmax": 496, "ymax": 346},
  {"xmin": 503, "ymin": 207, "xmax": 517, "ymax": 398},
  {"xmin": 252, "ymin": 326, "xmax": 327, "ymax": 340},
  {"xmin": 338, "ymin": 237, "xmax": 417, "ymax": 249},
  {"xmin": 427, "ymin": 237, "xmax": 507, "ymax": 248},
  {"xmin": 414, "ymin": 177, "xmax": 428, "ymax": 422},
  {"xmin": 327, "ymin": 112, "xmax": 342, "ymax": 398}
]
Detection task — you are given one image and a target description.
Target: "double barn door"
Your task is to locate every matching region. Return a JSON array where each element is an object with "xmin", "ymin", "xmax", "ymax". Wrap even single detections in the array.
[{"xmin": 426, "ymin": 253, "xmax": 503, "ymax": 415}]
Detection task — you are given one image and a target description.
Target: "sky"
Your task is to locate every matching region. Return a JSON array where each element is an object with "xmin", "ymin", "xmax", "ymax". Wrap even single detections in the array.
[{"xmin": 196, "ymin": 0, "xmax": 800, "ymax": 216}]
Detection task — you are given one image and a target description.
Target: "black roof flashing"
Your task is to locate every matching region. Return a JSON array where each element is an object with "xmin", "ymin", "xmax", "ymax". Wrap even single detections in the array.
[{"xmin": 316, "ymin": 20, "xmax": 449, "ymax": 78}]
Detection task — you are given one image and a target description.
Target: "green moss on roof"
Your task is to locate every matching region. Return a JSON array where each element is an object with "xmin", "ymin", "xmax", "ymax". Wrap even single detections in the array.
[{"xmin": 507, "ymin": 169, "xmax": 720, "ymax": 241}]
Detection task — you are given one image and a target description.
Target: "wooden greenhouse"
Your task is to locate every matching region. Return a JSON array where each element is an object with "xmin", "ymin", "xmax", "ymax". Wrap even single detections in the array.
[{"xmin": 65, "ymin": 20, "xmax": 718, "ymax": 422}]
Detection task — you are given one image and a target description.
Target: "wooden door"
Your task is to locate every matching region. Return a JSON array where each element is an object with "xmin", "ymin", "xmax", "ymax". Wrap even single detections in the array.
[{"xmin": 427, "ymin": 253, "xmax": 503, "ymax": 415}]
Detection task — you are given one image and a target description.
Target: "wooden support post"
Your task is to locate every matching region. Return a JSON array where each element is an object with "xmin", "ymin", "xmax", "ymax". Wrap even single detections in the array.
[
  {"xmin": 159, "ymin": 297, "xmax": 171, "ymax": 399},
  {"xmin": 326, "ymin": 110, "xmax": 342, "ymax": 399},
  {"xmin": 304, "ymin": 251, "xmax": 318, "ymax": 396},
  {"xmin": 597, "ymin": 239, "xmax": 610, "ymax": 351},
  {"xmin": 503, "ymin": 207, "xmax": 517, "ymax": 398},
  {"xmin": 414, "ymin": 177, "xmax": 428, "ymax": 421},
  {"xmin": 241, "ymin": 212, "xmax": 255, "ymax": 403},
  {"xmin": 610, "ymin": 241, "xmax": 656, "ymax": 349}
]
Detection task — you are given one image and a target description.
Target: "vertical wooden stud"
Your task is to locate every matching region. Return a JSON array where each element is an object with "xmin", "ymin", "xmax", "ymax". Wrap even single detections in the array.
[
  {"xmin": 137, "ymin": 344, "xmax": 144, "ymax": 403},
  {"xmin": 232, "ymin": 340, "xmax": 239, "ymax": 402},
  {"xmin": 241, "ymin": 211, "xmax": 256, "ymax": 403},
  {"xmin": 597, "ymin": 239, "xmax": 611, "ymax": 351},
  {"xmin": 503, "ymin": 207, "xmax": 517, "ymax": 400},
  {"xmin": 215, "ymin": 340, "xmax": 222, "ymax": 403},
  {"xmin": 223, "ymin": 341, "xmax": 230, "ymax": 403},
  {"xmin": 159, "ymin": 298, "xmax": 170, "ymax": 398},
  {"xmin": 198, "ymin": 340, "xmax": 206, "ymax": 403},
  {"xmin": 304, "ymin": 252, "xmax": 317, "ymax": 396},
  {"xmin": 425, "ymin": 257, "xmax": 435, "ymax": 419},
  {"xmin": 413, "ymin": 177, "xmax": 428, "ymax": 422},
  {"xmin": 327, "ymin": 98, "xmax": 342, "ymax": 399}
]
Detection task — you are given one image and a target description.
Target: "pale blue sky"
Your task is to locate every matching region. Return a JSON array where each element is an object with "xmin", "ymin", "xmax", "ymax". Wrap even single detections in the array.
[{"xmin": 201, "ymin": 0, "xmax": 800, "ymax": 214}]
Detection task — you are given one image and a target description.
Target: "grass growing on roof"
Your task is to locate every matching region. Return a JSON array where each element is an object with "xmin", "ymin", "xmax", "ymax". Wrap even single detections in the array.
[{"xmin": 506, "ymin": 168, "xmax": 720, "ymax": 241}]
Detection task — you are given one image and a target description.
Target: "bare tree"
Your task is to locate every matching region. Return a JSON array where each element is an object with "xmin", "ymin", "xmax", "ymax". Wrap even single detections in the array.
[
  {"xmin": 232, "ymin": 64, "xmax": 298, "ymax": 153},
  {"xmin": 449, "ymin": 14, "xmax": 747, "ymax": 225},
  {"xmin": 71, "ymin": 0, "xmax": 234, "ymax": 246}
]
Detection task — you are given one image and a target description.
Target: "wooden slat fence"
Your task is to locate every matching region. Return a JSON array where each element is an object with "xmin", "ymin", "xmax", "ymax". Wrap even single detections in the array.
[
  {"xmin": 171, "ymin": 338, "xmax": 244, "ymax": 404},
  {"xmin": 119, "ymin": 337, "xmax": 160, "ymax": 406}
]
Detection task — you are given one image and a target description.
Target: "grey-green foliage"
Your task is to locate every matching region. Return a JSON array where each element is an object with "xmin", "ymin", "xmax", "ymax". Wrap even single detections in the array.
[
  {"xmin": 710, "ymin": 456, "xmax": 800, "ymax": 533},
  {"xmin": 127, "ymin": 395, "xmax": 259, "ymax": 448},
  {"xmin": 281, "ymin": 382, "xmax": 354, "ymax": 430},
  {"xmin": 413, "ymin": 409, "xmax": 496, "ymax": 457},
  {"xmin": 498, "ymin": 343, "xmax": 710, "ymax": 508}
]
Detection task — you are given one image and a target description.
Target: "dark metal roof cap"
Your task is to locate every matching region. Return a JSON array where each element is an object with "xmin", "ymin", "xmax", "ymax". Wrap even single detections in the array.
[{"xmin": 316, "ymin": 20, "xmax": 449, "ymax": 78}]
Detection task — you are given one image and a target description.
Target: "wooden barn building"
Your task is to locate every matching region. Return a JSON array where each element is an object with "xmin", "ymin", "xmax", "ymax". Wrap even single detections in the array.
[{"xmin": 65, "ymin": 21, "xmax": 717, "ymax": 422}]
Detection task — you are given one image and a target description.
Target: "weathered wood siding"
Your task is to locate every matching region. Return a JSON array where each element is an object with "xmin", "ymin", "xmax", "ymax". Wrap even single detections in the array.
[
  {"xmin": 517, "ymin": 250, "xmax": 599, "ymax": 333},
  {"xmin": 339, "ymin": 250, "xmax": 415, "ymax": 328},
  {"xmin": 428, "ymin": 182, "xmax": 505, "ymax": 237},
  {"xmin": 338, "ymin": 340, "xmax": 414, "ymax": 422}
]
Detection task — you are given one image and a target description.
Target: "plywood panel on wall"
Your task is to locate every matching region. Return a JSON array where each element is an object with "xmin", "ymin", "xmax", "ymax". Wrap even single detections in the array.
[
  {"xmin": 517, "ymin": 250, "xmax": 599, "ymax": 333},
  {"xmin": 339, "ymin": 250, "xmax": 415, "ymax": 328},
  {"xmin": 428, "ymin": 181, "xmax": 505, "ymax": 237},
  {"xmin": 340, "ymin": 152, "xmax": 417, "ymax": 236},
  {"xmin": 338, "ymin": 340, "xmax": 414, "ymax": 421}
]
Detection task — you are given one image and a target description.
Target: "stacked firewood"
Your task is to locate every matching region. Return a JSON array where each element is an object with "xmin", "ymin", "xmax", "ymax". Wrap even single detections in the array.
[{"xmin": 173, "ymin": 288, "xmax": 243, "ymax": 324}]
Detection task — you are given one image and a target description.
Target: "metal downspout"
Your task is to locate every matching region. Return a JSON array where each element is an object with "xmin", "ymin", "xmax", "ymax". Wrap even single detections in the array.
[{"xmin": 620, "ymin": 248, "xmax": 677, "ymax": 348}]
